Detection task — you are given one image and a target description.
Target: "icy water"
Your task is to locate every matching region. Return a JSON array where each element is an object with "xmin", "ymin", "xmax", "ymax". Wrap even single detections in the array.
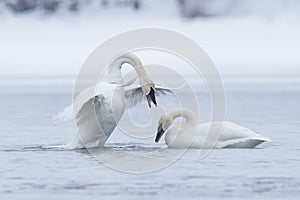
[{"xmin": 0, "ymin": 78, "xmax": 300, "ymax": 199}]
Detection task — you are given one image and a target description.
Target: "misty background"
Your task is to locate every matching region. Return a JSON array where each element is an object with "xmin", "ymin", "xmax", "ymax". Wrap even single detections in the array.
[{"xmin": 0, "ymin": 0, "xmax": 299, "ymax": 81}]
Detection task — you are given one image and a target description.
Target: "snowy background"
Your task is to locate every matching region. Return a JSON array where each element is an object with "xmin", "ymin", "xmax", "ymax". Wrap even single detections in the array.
[{"xmin": 0, "ymin": 0, "xmax": 299, "ymax": 80}]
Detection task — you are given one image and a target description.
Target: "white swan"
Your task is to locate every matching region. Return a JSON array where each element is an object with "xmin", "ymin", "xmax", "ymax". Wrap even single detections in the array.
[
  {"xmin": 54, "ymin": 53, "xmax": 171, "ymax": 149},
  {"xmin": 155, "ymin": 108, "xmax": 271, "ymax": 148}
]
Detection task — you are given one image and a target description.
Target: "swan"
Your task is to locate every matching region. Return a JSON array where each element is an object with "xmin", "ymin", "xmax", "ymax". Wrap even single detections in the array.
[
  {"xmin": 155, "ymin": 108, "xmax": 271, "ymax": 148},
  {"xmin": 54, "ymin": 53, "xmax": 171, "ymax": 149}
]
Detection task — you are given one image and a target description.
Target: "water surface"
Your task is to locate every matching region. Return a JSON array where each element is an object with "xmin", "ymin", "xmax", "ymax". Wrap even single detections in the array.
[{"xmin": 0, "ymin": 78, "xmax": 299, "ymax": 199}]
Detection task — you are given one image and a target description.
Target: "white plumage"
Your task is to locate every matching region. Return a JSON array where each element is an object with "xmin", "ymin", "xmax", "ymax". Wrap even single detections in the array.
[
  {"xmin": 155, "ymin": 108, "xmax": 271, "ymax": 148},
  {"xmin": 53, "ymin": 54, "xmax": 171, "ymax": 149}
]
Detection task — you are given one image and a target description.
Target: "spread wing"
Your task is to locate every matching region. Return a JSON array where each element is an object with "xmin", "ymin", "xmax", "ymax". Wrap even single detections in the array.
[
  {"xmin": 125, "ymin": 86, "xmax": 173, "ymax": 107},
  {"xmin": 52, "ymin": 94, "xmax": 105, "ymax": 124}
]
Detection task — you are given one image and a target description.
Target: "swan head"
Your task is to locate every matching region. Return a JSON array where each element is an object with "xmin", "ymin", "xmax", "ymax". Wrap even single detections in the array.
[
  {"xmin": 142, "ymin": 82, "xmax": 157, "ymax": 108},
  {"xmin": 155, "ymin": 115, "xmax": 172, "ymax": 143}
]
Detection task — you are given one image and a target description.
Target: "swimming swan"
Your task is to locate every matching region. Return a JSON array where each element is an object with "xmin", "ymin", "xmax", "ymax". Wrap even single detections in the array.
[
  {"xmin": 155, "ymin": 108, "xmax": 271, "ymax": 148},
  {"xmin": 54, "ymin": 53, "xmax": 171, "ymax": 149}
]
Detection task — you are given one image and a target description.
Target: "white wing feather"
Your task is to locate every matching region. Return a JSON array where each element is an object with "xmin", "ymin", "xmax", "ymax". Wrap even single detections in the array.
[
  {"xmin": 125, "ymin": 86, "xmax": 173, "ymax": 107},
  {"xmin": 52, "ymin": 82, "xmax": 113, "ymax": 124}
]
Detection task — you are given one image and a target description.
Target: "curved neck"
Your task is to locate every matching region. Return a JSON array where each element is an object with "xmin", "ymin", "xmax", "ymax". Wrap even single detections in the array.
[
  {"xmin": 168, "ymin": 108, "xmax": 198, "ymax": 129},
  {"xmin": 108, "ymin": 54, "xmax": 151, "ymax": 85}
]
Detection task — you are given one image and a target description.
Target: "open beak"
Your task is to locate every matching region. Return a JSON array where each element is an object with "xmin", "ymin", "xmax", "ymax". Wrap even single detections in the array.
[
  {"xmin": 146, "ymin": 87, "xmax": 157, "ymax": 108},
  {"xmin": 155, "ymin": 123, "xmax": 165, "ymax": 143}
]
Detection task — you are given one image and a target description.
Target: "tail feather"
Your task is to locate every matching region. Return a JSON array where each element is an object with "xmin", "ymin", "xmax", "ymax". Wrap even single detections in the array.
[
  {"xmin": 52, "ymin": 104, "xmax": 74, "ymax": 124},
  {"xmin": 220, "ymin": 137, "xmax": 271, "ymax": 148}
]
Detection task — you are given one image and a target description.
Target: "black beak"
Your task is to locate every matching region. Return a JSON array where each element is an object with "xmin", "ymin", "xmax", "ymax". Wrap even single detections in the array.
[
  {"xmin": 146, "ymin": 87, "xmax": 157, "ymax": 108},
  {"xmin": 155, "ymin": 123, "xmax": 165, "ymax": 143}
]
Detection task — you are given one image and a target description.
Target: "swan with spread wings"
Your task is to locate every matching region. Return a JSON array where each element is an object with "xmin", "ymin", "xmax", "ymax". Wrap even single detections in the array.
[{"xmin": 54, "ymin": 53, "xmax": 171, "ymax": 149}]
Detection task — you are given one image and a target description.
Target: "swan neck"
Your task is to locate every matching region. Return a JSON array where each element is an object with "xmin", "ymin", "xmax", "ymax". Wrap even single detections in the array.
[
  {"xmin": 169, "ymin": 108, "xmax": 198, "ymax": 128},
  {"xmin": 123, "ymin": 54, "xmax": 151, "ymax": 85},
  {"xmin": 110, "ymin": 54, "xmax": 151, "ymax": 85}
]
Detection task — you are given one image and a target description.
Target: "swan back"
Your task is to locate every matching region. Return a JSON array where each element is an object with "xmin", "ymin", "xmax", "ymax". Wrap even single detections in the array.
[{"xmin": 161, "ymin": 111, "xmax": 271, "ymax": 149}]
